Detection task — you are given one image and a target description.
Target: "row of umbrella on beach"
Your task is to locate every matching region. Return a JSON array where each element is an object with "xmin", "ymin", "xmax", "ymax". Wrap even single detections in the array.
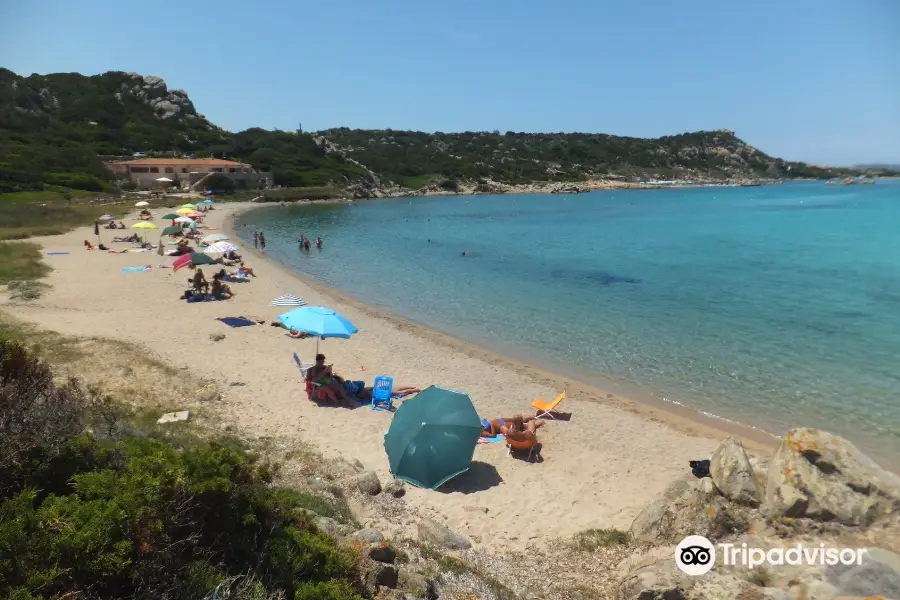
[{"xmin": 134, "ymin": 199, "xmax": 215, "ymax": 208}]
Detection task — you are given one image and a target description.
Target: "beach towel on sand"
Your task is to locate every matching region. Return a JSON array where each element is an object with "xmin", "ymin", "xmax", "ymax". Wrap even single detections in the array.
[
  {"xmin": 46, "ymin": 252, "xmax": 70, "ymax": 256},
  {"xmin": 122, "ymin": 266, "xmax": 151, "ymax": 273},
  {"xmin": 216, "ymin": 316, "xmax": 256, "ymax": 327},
  {"xmin": 478, "ymin": 434, "xmax": 505, "ymax": 444}
]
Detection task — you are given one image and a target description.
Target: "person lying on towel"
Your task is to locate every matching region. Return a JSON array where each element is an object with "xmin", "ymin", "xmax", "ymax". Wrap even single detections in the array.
[{"xmin": 353, "ymin": 384, "xmax": 421, "ymax": 401}]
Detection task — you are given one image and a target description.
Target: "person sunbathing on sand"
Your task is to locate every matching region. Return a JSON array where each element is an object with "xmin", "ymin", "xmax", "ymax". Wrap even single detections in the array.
[
  {"xmin": 480, "ymin": 414, "xmax": 543, "ymax": 438},
  {"xmin": 353, "ymin": 385, "xmax": 420, "ymax": 401},
  {"xmin": 307, "ymin": 354, "xmax": 353, "ymax": 404},
  {"xmin": 236, "ymin": 263, "xmax": 256, "ymax": 277},
  {"xmin": 210, "ymin": 275, "xmax": 234, "ymax": 299},
  {"xmin": 499, "ymin": 415, "xmax": 543, "ymax": 443}
]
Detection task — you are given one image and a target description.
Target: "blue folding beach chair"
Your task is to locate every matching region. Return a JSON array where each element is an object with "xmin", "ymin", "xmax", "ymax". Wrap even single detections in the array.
[{"xmin": 371, "ymin": 375, "xmax": 394, "ymax": 411}]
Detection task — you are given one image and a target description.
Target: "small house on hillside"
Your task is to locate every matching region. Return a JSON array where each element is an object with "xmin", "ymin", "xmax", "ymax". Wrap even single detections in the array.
[{"xmin": 107, "ymin": 158, "xmax": 271, "ymax": 191}]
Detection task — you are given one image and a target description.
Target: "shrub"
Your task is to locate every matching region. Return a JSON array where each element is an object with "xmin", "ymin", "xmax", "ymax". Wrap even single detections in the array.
[
  {"xmin": 6, "ymin": 280, "xmax": 48, "ymax": 301},
  {"xmin": 204, "ymin": 173, "xmax": 236, "ymax": 194},
  {"xmin": 42, "ymin": 172, "xmax": 109, "ymax": 192},
  {"xmin": 437, "ymin": 178, "xmax": 460, "ymax": 192},
  {"xmin": 0, "ymin": 340, "xmax": 364, "ymax": 600},
  {"xmin": 0, "ymin": 338, "xmax": 90, "ymax": 499},
  {"xmin": 571, "ymin": 528, "xmax": 630, "ymax": 551}
]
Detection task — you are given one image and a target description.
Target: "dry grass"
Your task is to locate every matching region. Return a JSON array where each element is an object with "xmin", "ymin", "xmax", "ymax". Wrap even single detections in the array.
[
  {"xmin": 571, "ymin": 528, "xmax": 631, "ymax": 552},
  {"xmin": 0, "ymin": 242, "xmax": 51, "ymax": 283},
  {"xmin": 0, "ymin": 312, "xmax": 213, "ymax": 438},
  {"xmin": 6, "ymin": 279, "xmax": 50, "ymax": 301}
]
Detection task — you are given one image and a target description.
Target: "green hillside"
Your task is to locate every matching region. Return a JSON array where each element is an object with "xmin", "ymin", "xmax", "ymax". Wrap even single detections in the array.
[{"xmin": 0, "ymin": 67, "xmax": 872, "ymax": 194}]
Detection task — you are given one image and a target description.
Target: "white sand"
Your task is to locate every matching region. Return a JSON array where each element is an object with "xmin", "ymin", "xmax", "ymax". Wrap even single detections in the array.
[{"xmin": 3, "ymin": 202, "xmax": 760, "ymax": 548}]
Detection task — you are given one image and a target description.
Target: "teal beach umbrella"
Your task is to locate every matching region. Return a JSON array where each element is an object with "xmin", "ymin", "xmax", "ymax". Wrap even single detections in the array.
[{"xmin": 384, "ymin": 386, "xmax": 482, "ymax": 489}]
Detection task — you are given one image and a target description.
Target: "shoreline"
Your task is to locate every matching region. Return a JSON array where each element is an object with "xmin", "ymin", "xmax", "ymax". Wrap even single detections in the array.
[
  {"xmin": 6, "ymin": 200, "xmax": 846, "ymax": 550},
  {"xmin": 259, "ymin": 177, "xmax": 791, "ymax": 204},
  {"xmin": 226, "ymin": 202, "xmax": 780, "ymax": 454}
]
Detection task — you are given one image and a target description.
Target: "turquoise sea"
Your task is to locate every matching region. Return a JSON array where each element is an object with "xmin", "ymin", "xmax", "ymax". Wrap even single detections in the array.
[{"xmin": 234, "ymin": 181, "xmax": 900, "ymax": 463}]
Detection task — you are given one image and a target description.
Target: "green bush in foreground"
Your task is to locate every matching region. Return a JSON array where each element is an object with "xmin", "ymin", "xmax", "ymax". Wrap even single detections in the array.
[{"xmin": 0, "ymin": 338, "xmax": 363, "ymax": 600}]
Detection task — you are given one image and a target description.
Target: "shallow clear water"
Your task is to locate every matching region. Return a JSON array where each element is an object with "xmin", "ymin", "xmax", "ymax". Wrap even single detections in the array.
[{"xmin": 235, "ymin": 181, "xmax": 900, "ymax": 462}]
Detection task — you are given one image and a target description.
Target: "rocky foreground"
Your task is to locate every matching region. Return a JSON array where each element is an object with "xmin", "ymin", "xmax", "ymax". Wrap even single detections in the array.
[{"xmin": 298, "ymin": 427, "xmax": 899, "ymax": 599}]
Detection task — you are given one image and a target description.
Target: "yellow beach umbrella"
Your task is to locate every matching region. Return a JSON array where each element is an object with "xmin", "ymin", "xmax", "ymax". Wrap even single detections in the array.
[
  {"xmin": 180, "ymin": 203, "xmax": 196, "ymax": 208},
  {"xmin": 175, "ymin": 207, "xmax": 194, "ymax": 215},
  {"xmin": 132, "ymin": 222, "xmax": 159, "ymax": 230}
]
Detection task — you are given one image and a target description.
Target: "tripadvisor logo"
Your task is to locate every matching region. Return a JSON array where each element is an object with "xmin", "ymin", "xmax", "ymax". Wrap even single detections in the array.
[
  {"xmin": 676, "ymin": 535, "xmax": 716, "ymax": 576},
  {"xmin": 675, "ymin": 535, "xmax": 869, "ymax": 576}
]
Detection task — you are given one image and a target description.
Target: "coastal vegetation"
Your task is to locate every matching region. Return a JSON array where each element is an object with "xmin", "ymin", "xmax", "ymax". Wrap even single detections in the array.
[
  {"xmin": 2, "ymin": 67, "xmax": 893, "ymax": 197},
  {"xmin": 0, "ymin": 334, "xmax": 366, "ymax": 600}
]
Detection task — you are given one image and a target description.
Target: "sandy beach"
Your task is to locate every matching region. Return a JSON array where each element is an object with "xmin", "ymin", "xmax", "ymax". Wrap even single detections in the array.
[{"xmin": 1, "ymin": 202, "xmax": 775, "ymax": 549}]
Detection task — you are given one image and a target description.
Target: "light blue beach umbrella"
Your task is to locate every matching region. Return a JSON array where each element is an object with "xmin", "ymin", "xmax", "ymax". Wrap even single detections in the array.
[{"xmin": 277, "ymin": 306, "xmax": 358, "ymax": 352}]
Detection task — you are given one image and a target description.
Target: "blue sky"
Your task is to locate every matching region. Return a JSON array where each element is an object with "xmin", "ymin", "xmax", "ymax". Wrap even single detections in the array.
[{"xmin": 1, "ymin": 0, "xmax": 897, "ymax": 165}]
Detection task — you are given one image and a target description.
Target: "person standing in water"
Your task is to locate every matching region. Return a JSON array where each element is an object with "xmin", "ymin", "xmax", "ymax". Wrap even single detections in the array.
[
  {"xmin": 253, "ymin": 231, "xmax": 259, "ymax": 249},
  {"xmin": 259, "ymin": 231, "xmax": 266, "ymax": 252},
  {"xmin": 304, "ymin": 238, "xmax": 311, "ymax": 251},
  {"xmin": 315, "ymin": 237, "xmax": 322, "ymax": 249}
]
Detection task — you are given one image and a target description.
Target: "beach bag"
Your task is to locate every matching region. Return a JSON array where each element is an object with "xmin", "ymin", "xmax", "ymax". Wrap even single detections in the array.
[{"xmin": 689, "ymin": 459, "xmax": 711, "ymax": 478}]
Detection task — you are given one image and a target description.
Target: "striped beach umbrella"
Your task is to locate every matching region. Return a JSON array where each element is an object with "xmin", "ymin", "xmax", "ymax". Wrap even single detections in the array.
[
  {"xmin": 203, "ymin": 241, "xmax": 239, "ymax": 254},
  {"xmin": 270, "ymin": 295, "xmax": 306, "ymax": 307}
]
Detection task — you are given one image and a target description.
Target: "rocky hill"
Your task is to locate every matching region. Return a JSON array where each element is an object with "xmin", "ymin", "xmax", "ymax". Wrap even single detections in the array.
[
  {"xmin": 315, "ymin": 127, "xmax": 838, "ymax": 187},
  {"xmin": 0, "ymin": 68, "xmax": 872, "ymax": 194}
]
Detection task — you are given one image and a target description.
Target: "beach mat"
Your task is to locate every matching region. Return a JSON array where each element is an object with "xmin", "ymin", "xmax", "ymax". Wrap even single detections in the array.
[
  {"xmin": 217, "ymin": 316, "xmax": 256, "ymax": 328},
  {"xmin": 46, "ymin": 251, "xmax": 70, "ymax": 256},
  {"xmin": 122, "ymin": 266, "xmax": 151, "ymax": 272},
  {"xmin": 186, "ymin": 295, "xmax": 226, "ymax": 303},
  {"xmin": 478, "ymin": 434, "xmax": 505, "ymax": 444}
]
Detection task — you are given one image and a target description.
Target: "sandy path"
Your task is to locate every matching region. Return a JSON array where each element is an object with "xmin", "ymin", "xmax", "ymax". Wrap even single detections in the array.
[{"xmin": 3, "ymin": 202, "xmax": 732, "ymax": 547}]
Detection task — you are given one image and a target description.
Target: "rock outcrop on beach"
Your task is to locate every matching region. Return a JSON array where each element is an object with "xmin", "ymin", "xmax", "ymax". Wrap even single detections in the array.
[
  {"xmin": 620, "ymin": 428, "xmax": 900, "ymax": 600},
  {"xmin": 710, "ymin": 436, "xmax": 763, "ymax": 507},
  {"xmin": 765, "ymin": 427, "xmax": 900, "ymax": 525},
  {"xmin": 629, "ymin": 476, "xmax": 753, "ymax": 544}
]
